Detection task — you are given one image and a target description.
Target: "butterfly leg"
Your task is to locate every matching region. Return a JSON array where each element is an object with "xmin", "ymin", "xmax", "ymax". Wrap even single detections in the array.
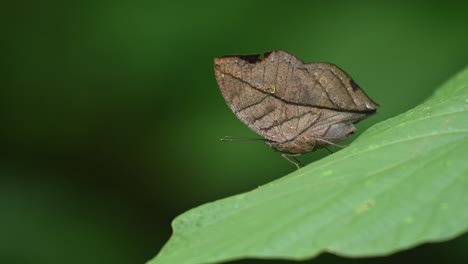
[
  {"xmin": 324, "ymin": 147, "xmax": 334, "ymax": 154},
  {"xmin": 281, "ymin": 154, "xmax": 303, "ymax": 169},
  {"xmin": 314, "ymin": 137, "xmax": 348, "ymax": 148}
]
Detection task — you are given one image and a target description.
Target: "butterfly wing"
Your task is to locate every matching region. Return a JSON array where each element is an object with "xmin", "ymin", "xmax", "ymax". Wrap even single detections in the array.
[{"xmin": 214, "ymin": 50, "xmax": 379, "ymax": 154}]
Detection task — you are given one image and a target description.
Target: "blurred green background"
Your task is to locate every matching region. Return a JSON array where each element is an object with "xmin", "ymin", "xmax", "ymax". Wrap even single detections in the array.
[{"xmin": 1, "ymin": 0, "xmax": 467, "ymax": 263}]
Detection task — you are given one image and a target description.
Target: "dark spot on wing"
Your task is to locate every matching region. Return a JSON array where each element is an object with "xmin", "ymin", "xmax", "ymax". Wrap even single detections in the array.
[
  {"xmin": 261, "ymin": 51, "xmax": 272, "ymax": 60},
  {"xmin": 222, "ymin": 51, "xmax": 274, "ymax": 63},
  {"xmin": 349, "ymin": 79, "xmax": 361, "ymax": 92},
  {"xmin": 222, "ymin": 54, "xmax": 260, "ymax": 63}
]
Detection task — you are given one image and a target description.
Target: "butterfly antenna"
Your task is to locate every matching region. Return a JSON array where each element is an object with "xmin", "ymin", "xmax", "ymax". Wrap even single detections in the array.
[
  {"xmin": 221, "ymin": 136, "xmax": 267, "ymax": 142},
  {"xmin": 281, "ymin": 154, "xmax": 303, "ymax": 169}
]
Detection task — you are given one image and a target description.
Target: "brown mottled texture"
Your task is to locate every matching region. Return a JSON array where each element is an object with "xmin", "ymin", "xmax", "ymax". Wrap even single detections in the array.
[{"xmin": 214, "ymin": 50, "xmax": 379, "ymax": 155}]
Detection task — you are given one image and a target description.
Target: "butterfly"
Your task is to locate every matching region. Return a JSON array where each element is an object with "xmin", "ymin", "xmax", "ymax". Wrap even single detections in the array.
[{"xmin": 214, "ymin": 50, "xmax": 379, "ymax": 168}]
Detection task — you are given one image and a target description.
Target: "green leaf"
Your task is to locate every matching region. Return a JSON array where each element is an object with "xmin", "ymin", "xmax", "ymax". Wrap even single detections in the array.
[{"xmin": 149, "ymin": 67, "xmax": 468, "ymax": 264}]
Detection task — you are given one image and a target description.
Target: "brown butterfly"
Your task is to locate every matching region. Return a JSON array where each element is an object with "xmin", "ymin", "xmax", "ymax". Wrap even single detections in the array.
[{"xmin": 214, "ymin": 50, "xmax": 379, "ymax": 168}]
